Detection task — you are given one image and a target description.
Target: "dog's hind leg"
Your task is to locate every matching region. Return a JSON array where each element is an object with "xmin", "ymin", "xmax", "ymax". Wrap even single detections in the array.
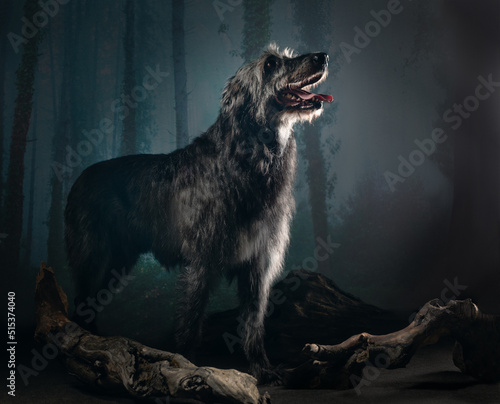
[
  {"xmin": 71, "ymin": 251, "xmax": 112, "ymax": 333},
  {"xmin": 70, "ymin": 230, "xmax": 140, "ymax": 333},
  {"xmin": 174, "ymin": 263, "xmax": 214, "ymax": 358}
]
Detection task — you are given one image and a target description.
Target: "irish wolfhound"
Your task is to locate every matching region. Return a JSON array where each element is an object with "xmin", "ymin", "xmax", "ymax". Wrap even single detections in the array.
[{"xmin": 65, "ymin": 44, "xmax": 332, "ymax": 383}]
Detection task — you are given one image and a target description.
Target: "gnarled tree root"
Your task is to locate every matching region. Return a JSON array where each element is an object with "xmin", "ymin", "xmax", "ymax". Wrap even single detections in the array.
[
  {"xmin": 34, "ymin": 263, "xmax": 270, "ymax": 404},
  {"xmin": 286, "ymin": 298, "xmax": 500, "ymax": 389}
]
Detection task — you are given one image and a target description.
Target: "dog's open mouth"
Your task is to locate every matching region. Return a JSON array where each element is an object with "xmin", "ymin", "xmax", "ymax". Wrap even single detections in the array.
[{"xmin": 276, "ymin": 72, "xmax": 333, "ymax": 110}]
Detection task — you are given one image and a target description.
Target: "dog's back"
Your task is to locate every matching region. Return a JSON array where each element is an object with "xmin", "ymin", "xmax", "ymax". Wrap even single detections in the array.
[{"xmin": 65, "ymin": 139, "xmax": 216, "ymax": 289}]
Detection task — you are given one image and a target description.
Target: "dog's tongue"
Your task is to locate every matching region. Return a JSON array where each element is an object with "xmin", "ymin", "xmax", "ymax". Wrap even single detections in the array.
[{"xmin": 290, "ymin": 88, "xmax": 333, "ymax": 103}]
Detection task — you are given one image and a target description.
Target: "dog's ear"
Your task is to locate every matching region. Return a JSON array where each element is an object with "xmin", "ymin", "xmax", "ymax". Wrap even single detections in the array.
[
  {"xmin": 221, "ymin": 76, "xmax": 247, "ymax": 115},
  {"xmin": 266, "ymin": 42, "xmax": 296, "ymax": 59},
  {"xmin": 221, "ymin": 76, "xmax": 235, "ymax": 107}
]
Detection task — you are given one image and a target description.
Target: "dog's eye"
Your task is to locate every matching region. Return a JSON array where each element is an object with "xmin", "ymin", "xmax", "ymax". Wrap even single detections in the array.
[{"xmin": 264, "ymin": 57, "xmax": 278, "ymax": 73}]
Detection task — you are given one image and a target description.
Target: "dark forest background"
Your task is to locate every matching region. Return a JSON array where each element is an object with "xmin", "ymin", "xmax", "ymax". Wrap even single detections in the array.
[{"xmin": 1, "ymin": 0, "xmax": 500, "ymax": 343}]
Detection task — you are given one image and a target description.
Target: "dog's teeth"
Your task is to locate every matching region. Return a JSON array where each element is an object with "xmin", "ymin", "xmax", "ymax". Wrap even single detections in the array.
[{"xmin": 284, "ymin": 93, "xmax": 301, "ymax": 101}]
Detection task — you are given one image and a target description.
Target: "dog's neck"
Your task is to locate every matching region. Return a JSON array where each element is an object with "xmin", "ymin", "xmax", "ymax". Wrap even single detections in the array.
[
  {"xmin": 199, "ymin": 114, "xmax": 297, "ymax": 195},
  {"xmin": 209, "ymin": 114, "xmax": 294, "ymax": 157},
  {"xmin": 275, "ymin": 119, "xmax": 294, "ymax": 156}
]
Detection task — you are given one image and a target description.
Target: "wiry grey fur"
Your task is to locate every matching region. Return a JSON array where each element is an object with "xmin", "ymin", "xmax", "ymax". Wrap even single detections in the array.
[{"xmin": 65, "ymin": 44, "xmax": 331, "ymax": 383}]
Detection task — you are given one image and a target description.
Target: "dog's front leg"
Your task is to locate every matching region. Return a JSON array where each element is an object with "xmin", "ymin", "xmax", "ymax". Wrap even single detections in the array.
[
  {"xmin": 175, "ymin": 264, "xmax": 212, "ymax": 359},
  {"xmin": 238, "ymin": 257, "xmax": 282, "ymax": 385}
]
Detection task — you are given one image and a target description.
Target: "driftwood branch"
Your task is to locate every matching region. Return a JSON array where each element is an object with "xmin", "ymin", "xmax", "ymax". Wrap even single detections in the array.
[
  {"xmin": 34, "ymin": 263, "xmax": 270, "ymax": 404},
  {"xmin": 286, "ymin": 298, "xmax": 500, "ymax": 389}
]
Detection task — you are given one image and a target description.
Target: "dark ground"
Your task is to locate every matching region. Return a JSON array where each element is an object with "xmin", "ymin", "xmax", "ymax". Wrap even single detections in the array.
[{"xmin": 9, "ymin": 330, "xmax": 500, "ymax": 404}]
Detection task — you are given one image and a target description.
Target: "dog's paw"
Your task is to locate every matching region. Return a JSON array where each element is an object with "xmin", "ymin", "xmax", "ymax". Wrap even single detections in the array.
[{"xmin": 252, "ymin": 364, "xmax": 285, "ymax": 386}]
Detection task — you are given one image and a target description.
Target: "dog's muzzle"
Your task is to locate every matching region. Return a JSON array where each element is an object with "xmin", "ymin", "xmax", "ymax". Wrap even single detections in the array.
[{"xmin": 276, "ymin": 52, "xmax": 333, "ymax": 110}]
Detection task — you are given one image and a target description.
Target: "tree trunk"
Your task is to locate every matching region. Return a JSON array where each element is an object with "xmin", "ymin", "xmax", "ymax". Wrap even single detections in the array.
[
  {"xmin": 121, "ymin": 0, "xmax": 137, "ymax": 155},
  {"xmin": 1, "ymin": 0, "xmax": 43, "ymax": 271},
  {"xmin": 172, "ymin": 0, "xmax": 189, "ymax": 148},
  {"xmin": 241, "ymin": 0, "xmax": 272, "ymax": 62},
  {"xmin": 67, "ymin": 0, "xmax": 83, "ymax": 185},
  {"xmin": 135, "ymin": 2, "xmax": 156, "ymax": 154},
  {"xmin": 24, "ymin": 96, "xmax": 38, "ymax": 267},
  {"xmin": 0, "ymin": 1, "xmax": 12, "ymax": 212},
  {"xmin": 47, "ymin": 6, "xmax": 74, "ymax": 271},
  {"xmin": 293, "ymin": 0, "xmax": 338, "ymax": 274},
  {"xmin": 443, "ymin": 0, "xmax": 500, "ymax": 312},
  {"xmin": 87, "ymin": 0, "xmax": 101, "ymax": 161},
  {"xmin": 112, "ymin": 15, "xmax": 123, "ymax": 158},
  {"xmin": 303, "ymin": 125, "xmax": 332, "ymax": 274}
]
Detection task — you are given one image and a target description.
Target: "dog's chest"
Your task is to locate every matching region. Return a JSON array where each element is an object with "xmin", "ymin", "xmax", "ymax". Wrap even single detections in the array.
[
  {"xmin": 231, "ymin": 191, "xmax": 293, "ymax": 265},
  {"xmin": 234, "ymin": 221, "xmax": 271, "ymax": 264}
]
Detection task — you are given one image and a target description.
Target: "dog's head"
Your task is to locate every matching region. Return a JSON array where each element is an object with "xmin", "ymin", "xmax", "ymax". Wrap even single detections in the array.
[{"xmin": 221, "ymin": 44, "xmax": 333, "ymax": 131}]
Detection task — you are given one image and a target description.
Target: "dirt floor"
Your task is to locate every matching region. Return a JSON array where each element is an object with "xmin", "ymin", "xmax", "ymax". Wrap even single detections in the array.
[{"xmin": 11, "ymin": 331, "xmax": 500, "ymax": 404}]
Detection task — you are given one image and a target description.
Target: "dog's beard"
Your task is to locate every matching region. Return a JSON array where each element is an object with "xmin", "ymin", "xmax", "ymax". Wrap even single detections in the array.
[{"xmin": 278, "ymin": 104, "xmax": 325, "ymax": 133}]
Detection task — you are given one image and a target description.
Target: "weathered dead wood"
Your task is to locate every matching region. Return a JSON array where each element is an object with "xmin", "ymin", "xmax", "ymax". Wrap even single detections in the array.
[
  {"xmin": 286, "ymin": 298, "xmax": 500, "ymax": 389},
  {"xmin": 34, "ymin": 263, "xmax": 270, "ymax": 404}
]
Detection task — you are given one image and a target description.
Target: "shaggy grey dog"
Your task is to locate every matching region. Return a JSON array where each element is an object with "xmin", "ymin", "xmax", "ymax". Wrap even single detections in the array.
[{"xmin": 65, "ymin": 44, "xmax": 332, "ymax": 383}]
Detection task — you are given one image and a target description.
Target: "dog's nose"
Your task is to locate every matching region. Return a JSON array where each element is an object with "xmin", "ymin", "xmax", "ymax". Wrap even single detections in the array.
[{"xmin": 312, "ymin": 52, "xmax": 329, "ymax": 67}]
